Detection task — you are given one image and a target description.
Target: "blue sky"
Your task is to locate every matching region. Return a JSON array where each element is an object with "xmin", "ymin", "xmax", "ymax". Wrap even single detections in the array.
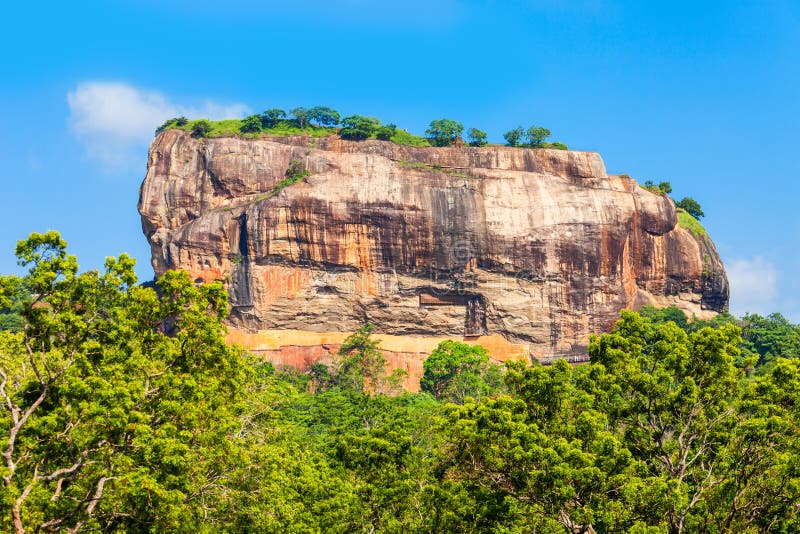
[{"xmin": 1, "ymin": 0, "xmax": 798, "ymax": 319}]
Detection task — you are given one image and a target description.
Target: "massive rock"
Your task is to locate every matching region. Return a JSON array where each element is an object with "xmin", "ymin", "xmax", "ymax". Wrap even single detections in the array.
[{"xmin": 139, "ymin": 130, "xmax": 728, "ymax": 361}]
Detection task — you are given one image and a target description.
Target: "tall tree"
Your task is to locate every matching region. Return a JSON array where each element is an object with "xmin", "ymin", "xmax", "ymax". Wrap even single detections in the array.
[{"xmin": 0, "ymin": 232, "xmax": 246, "ymax": 532}]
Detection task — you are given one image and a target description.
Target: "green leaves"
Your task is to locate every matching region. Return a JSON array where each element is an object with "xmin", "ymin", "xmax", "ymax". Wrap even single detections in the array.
[
  {"xmin": 421, "ymin": 340, "xmax": 503, "ymax": 403},
  {"xmin": 0, "ymin": 232, "xmax": 246, "ymax": 532},
  {"xmin": 425, "ymin": 118, "xmax": 464, "ymax": 147}
]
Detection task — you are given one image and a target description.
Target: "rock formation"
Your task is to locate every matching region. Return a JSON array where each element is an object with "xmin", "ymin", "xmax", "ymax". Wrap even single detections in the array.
[{"xmin": 139, "ymin": 130, "xmax": 728, "ymax": 361}]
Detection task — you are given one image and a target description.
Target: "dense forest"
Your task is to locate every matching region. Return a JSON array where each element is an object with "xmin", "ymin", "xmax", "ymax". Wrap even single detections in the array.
[{"xmin": 2, "ymin": 233, "xmax": 799, "ymax": 533}]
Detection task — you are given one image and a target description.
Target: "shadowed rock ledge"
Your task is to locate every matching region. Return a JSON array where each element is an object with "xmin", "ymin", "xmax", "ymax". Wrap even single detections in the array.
[{"xmin": 139, "ymin": 130, "xmax": 728, "ymax": 360}]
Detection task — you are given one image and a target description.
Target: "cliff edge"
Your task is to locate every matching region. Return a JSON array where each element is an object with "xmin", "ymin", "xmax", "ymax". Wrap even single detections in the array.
[{"xmin": 139, "ymin": 130, "xmax": 728, "ymax": 360}]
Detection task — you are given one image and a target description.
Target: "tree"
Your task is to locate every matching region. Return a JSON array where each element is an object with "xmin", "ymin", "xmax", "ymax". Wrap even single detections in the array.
[
  {"xmin": 425, "ymin": 118, "xmax": 463, "ymax": 147},
  {"xmin": 420, "ymin": 341, "xmax": 501, "ymax": 403},
  {"xmin": 240, "ymin": 114, "xmax": 262, "ymax": 133},
  {"xmin": 658, "ymin": 181, "xmax": 673, "ymax": 194},
  {"xmin": 191, "ymin": 119, "xmax": 212, "ymax": 137},
  {"xmin": 466, "ymin": 128, "xmax": 488, "ymax": 147},
  {"xmin": 0, "ymin": 232, "xmax": 246, "ymax": 532},
  {"xmin": 260, "ymin": 108, "xmax": 286, "ymax": 128},
  {"xmin": 502, "ymin": 127, "xmax": 524, "ymax": 147},
  {"xmin": 339, "ymin": 115, "xmax": 380, "ymax": 141},
  {"xmin": 676, "ymin": 197, "xmax": 705, "ymax": 219},
  {"xmin": 334, "ymin": 324, "xmax": 386, "ymax": 393},
  {"xmin": 525, "ymin": 126, "xmax": 551, "ymax": 147},
  {"xmin": 308, "ymin": 106, "xmax": 340, "ymax": 127},
  {"xmin": 291, "ymin": 107, "xmax": 311, "ymax": 128},
  {"xmin": 587, "ymin": 312, "xmax": 745, "ymax": 532}
]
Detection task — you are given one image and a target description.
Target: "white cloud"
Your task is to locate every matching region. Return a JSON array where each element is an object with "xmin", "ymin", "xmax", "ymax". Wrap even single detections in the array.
[
  {"xmin": 67, "ymin": 81, "xmax": 249, "ymax": 171},
  {"xmin": 726, "ymin": 256, "xmax": 779, "ymax": 316}
]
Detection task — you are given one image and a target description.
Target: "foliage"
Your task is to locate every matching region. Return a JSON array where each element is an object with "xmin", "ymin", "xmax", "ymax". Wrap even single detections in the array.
[
  {"xmin": 375, "ymin": 123, "xmax": 397, "ymax": 141},
  {"xmin": 260, "ymin": 108, "xmax": 286, "ymax": 128},
  {"xmin": 466, "ymin": 127, "xmax": 488, "ymax": 147},
  {"xmin": 525, "ymin": 125, "xmax": 551, "ymax": 147},
  {"xmin": 332, "ymin": 324, "xmax": 388, "ymax": 394},
  {"xmin": 503, "ymin": 126, "xmax": 524, "ymax": 146},
  {"xmin": 308, "ymin": 106, "xmax": 340, "ymax": 127},
  {"xmin": 676, "ymin": 196, "xmax": 705, "ymax": 219},
  {"xmin": 191, "ymin": 119, "xmax": 212, "ymax": 137},
  {"xmin": 642, "ymin": 180, "xmax": 673, "ymax": 195},
  {"xmin": 2, "ymin": 233, "xmax": 800, "ymax": 534},
  {"xmin": 270, "ymin": 159, "xmax": 311, "ymax": 195},
  {"xmin": 420, "ymin": 341, "xmax": 503, "ymax": 403},
  {"xmin": 339, "ymin": 115, "xmax": 380, "ymax": 141},
  {"xmin": 290, "ymin": 107, "xmax": 310, "ymax": 128},
  {"xmin": 425, "ymin": 118, "xmax": 464, "ymax": 147},
  {"xmin": 239, "ymin": 114, "xmax": 262, "ymax": 133},
  {"xmin": 0, "ymin": 232, "xmax": 246, "ymax": 532},
  {"xmin": 155, "ymin": 116, "xmax": 187, "ymax": 135},
  {"xmin": 0, "ymin": 277, "xmax": 28, "ymax": 332},
  {"xmin": 637, "ymin": 304, "xmax": 690, "ymax": 330}
]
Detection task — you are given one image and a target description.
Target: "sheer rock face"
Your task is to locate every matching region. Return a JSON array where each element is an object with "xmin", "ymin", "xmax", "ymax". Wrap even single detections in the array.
[{"xmin": 139, "ymin": 130, "xmax": 729, "ymax": 359}]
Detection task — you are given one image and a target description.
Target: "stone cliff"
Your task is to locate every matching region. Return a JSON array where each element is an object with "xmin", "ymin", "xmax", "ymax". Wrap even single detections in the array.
[{"xmin": 139, "ymin": 130, "xmax": 728, "ymax": 362}]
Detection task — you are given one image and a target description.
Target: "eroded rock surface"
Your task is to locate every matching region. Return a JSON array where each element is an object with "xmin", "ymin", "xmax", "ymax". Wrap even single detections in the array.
[{"xmin": 139, "ymin": 130, "xmax": 728, "ymax": 359}]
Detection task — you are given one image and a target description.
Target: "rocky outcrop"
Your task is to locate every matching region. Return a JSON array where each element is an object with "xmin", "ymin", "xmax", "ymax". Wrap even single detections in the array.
[{"xmin": 139, "ymin": 130, "xmax": 728, "ymax": 360}]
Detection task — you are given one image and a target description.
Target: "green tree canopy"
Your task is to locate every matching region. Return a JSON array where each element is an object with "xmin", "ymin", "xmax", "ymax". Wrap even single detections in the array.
[
  {"xmin": 466, "ymin": 127, "xmax": 488, "ymax": 147},
  {"xmin": 502, "ymin": 126, "xmax": 524, "ymax": 146},
  {"xmin": 191, "ymin": 119, "xmax": 212, "ymax": 137},
  {"xmin": 676, "ymin": 196, "xmax": 705, "ymax": 219},
  {"xmin": 308, "ymin": 106, "xmax": 340, "ymax": 127},
  {"xmin": 339, "ymin": 115, "xmax": 381, "ymax": 141},
  {"xmin": 420, "ymin": 340, "xmax": 502, "ymax": 403},
  {"xmin": 525, "ymin": 125, "xmax": 551, "ymax": 147},
  {"xmin": 290, "ymin": 107, "xmax": 310, "ymax": 128},
  {"xmin": 0, "ymin": 232, "xmax": 247, "ymax": 532},
  {"xmin": 239, "ymin": 114, "xmax": 262, "ymax": 133},
  {"xmin": 425, "ymin": 118, "xmax": 464, "ymax": 147},
  {"xmin": 375, "ymin": 123, "xmax": 397, "ymax": 141},
  {"xmin": 260, "ymin": 108, "xmax": 286, "ymax": 128}
]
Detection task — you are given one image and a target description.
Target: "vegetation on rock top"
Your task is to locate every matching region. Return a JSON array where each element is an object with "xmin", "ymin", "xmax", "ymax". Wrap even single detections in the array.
[{"xmin": 155, "ymin": 106, "xmax": 569, "ymax": 150}]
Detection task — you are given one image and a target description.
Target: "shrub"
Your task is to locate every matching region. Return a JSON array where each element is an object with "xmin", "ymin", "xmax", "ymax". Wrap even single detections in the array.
[
  {"xmin": 467, "ymin": 128, "xmax": 488, "ymax": 147},
  {"xmin": 192, "ymin": 120, "xmax": 212, "ymax": 138},
  {"xmin": 376, "ymin": 124, "xmax": 397, "ymax": 141},
  {"xmin": 175, "ymin": 116, "xmax": 188, "ymax": 126},
  {"xmin": 546, "ymin": 141, "xmax": 569, "ymax": 150},
  {"xmin": 425, "ymin": 118, "xmax": 464, "ymax": 147},
  {"xmin": 642, "ymin": 180, "xmax": 672, "ymax": 195},
  {"xmin": 155, "ymin": 117, "xmax": 178, "ymax": 135},
  {"xmin": 240, "ymin": 114, "xmax": 262, "ymax": 133}
]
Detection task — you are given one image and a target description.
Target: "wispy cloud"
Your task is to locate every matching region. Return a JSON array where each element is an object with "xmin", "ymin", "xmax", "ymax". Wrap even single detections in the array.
[
  {"xmin": 726, "ymin": 256, "xmax": 779, "ymax": 316},
  {"xmin": 67, "ymin": 81, "xmax": 249, "ymax": 172}
]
